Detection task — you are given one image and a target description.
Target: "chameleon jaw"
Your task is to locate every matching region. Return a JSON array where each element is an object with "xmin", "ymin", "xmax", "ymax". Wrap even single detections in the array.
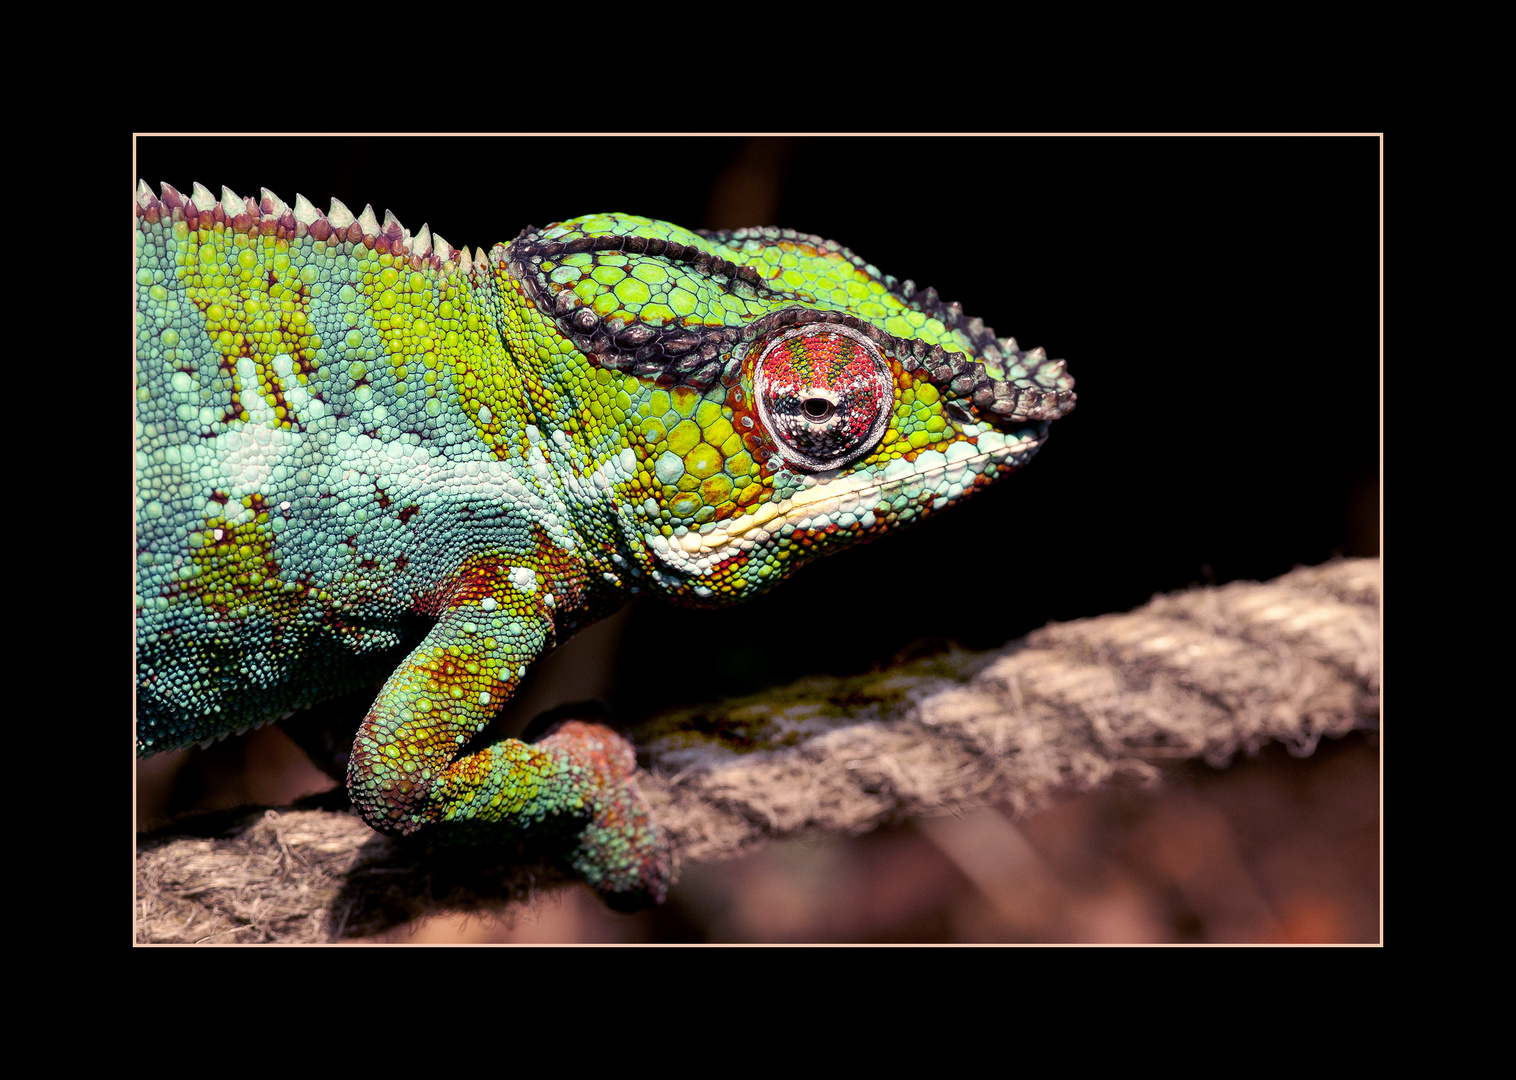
[{"xmin": 649, "ymin": 422, "xmax": 1049, "ymax": 575}]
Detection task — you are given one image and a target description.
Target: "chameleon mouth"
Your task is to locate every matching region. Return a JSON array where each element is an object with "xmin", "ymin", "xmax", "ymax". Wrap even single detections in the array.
[{"xmin": 656, "ymin": 422, "xmax": 1049, "ymax": 564}]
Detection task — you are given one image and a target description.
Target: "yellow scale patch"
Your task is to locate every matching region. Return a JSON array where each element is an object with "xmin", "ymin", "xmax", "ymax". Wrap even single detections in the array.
[
  {"xmin": 354, "ymin": 253, "xmax": 433, "ymax": 402},
  {"xmin": 357, "ymin": 248, "xmax": 531, "ymax": 462},
  {"xmin": 175, "ymin": 220, "xmax": 319, "ymax": 429},
  {"xmin": 182, "ymin": 496, "xmax": 330, "ymax": 628},
  {"xmin": 632, "ymin": 385, "xmax": 765, "ymax": 526}
]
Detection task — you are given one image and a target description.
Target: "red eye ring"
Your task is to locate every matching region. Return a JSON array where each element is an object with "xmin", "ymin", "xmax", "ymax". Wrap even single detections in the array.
[{"xmin": 752, "ymin": 324, "xmax": 894, "ymax": 472}]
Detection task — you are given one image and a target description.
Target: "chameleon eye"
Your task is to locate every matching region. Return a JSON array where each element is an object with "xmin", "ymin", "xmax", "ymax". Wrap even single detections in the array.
[{"xmin": 753, "ymin": 324, "xmax": 894, "ymax": 472}]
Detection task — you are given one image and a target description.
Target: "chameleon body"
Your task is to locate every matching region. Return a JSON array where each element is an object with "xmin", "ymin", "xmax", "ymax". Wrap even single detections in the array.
[{"xmin": 134, "ymin": 181, "xmax": 1075, "ymax": 907}]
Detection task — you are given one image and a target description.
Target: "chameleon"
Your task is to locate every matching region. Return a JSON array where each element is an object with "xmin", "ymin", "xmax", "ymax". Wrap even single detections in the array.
[{"xmin": 134, "ymin": 180, "xmax": 1076, "ymax": 909}]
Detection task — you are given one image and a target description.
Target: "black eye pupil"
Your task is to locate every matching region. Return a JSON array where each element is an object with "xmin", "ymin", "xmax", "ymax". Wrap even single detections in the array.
[{"xmin": 803, "ymin": 397, "xmax": 833, "ymax": 420}]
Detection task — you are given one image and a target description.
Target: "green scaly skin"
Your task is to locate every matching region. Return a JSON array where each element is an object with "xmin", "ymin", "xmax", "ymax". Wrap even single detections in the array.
[{"xmin": 134, "ymin": 181, "xmax": 1075, "ymax": 907}]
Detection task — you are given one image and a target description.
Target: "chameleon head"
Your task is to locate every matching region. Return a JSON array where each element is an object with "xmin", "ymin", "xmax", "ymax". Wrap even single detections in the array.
[{"xmin": 503, "ymin": 213, "xmax": 1076, "ymax": 606}]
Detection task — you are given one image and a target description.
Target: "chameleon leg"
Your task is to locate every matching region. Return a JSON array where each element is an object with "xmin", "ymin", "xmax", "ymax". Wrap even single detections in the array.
[{"xmin": 345, "ymin": 580, "xmax": 670, "ymax": 906}]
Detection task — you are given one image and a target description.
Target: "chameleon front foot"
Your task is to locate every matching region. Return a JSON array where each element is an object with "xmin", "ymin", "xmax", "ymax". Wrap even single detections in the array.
[
  {"xmin": 347, "ymin": 697, "xmax": 671, "ymax": 905},
  {"xmin": 539, "ymin": 720, "xmax": 671, "ymax": 910},
  {"xmin": 342, "ymin": 598, "xmax": 672, "ymax": 906}
]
